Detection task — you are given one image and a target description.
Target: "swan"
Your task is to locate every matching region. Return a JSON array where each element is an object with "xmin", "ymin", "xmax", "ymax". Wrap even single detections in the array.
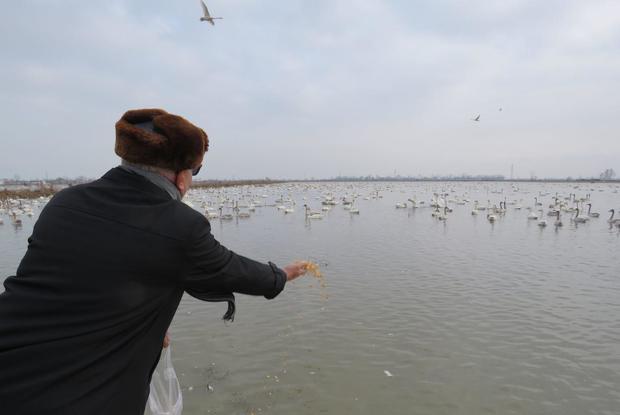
[
  {"xmin": 407, "ymin": 198, "xmax": 418, "ymax": 208},
  {"xmin": 437, "ymin": 206, "xmax": 448, "ymax": 221},
  {"xmin": 218, "ymin": 206, "xmax": 233, "ymax": 220},
  {"xmin": 471, "ymin": 201, "xmax": 479, "ymax": 215},
  {"xmin": 608, "ymin": 209, "xmax": 620, "ymax": 225},
  {"xmin": 554, "ymin": 211, "xmax": 563, "ymax": 227},
  {"xmin": 304, "ymin": 204, "xmax": 323, "ymax": 219},
  {"xmin": 573, "ymin": 208, "xmax": 588, "ymax": 223},
  {"xmin": 514, "ymin": 200, "xmax": 522, "ymax": 210},
  {"xmin": 10, "ymin": 211, "xmax": 23, "ymax": 226},
  {"xmin": 587, "ymin": 204, "xmax": 599, "ymax": 218},
  {"xmin": 537, "ymin": 211, "xmax": 547, "ymax": 227},
  {"xmin": 200, "ymin": 0, "xmax": 223, "ymax": 25},
  {"xmin": 395, "ymin": 202, "xmax": 407, "ymax": 209},
  {"xmin": 527, "ymin": 209, "xmax": 539, "ymax": 220}
]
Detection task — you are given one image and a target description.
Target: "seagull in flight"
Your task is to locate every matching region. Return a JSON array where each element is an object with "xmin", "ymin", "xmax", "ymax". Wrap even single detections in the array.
[
  {"xmin": 199, "ymin": 0, "xmax": 223, "ymax": 25},
  {"xmin": 471, "ymin": 114, "xmax": 480, "ymax": 122}
]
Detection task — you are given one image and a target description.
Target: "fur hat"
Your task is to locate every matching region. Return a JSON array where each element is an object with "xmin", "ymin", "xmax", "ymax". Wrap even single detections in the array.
[{"xmin": 115, "ymin": 108, "xmax": 208, "ymax": 171}]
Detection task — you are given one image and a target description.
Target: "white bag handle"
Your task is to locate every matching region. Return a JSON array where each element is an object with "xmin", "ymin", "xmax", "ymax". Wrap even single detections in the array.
[{"xmin": 148, "ymin": 346, "xmax": 183, "ymax": 415}]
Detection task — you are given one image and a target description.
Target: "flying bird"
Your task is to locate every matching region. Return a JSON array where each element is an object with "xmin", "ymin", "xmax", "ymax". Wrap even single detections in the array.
[
  {"xmin": 199, "ymin": 0, "xmax": 223, "ymax": 25},
  {"xmin": 471, "ymin": 114, "xmax": 480, "ymax": 122}
]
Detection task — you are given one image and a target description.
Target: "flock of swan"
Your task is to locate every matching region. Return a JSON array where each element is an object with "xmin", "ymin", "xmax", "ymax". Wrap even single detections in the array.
[
  {"xmin": 0, "ymin": 197, "xmax": 44, "ymax": 227},
  {"xmin": 2, "ymin": 183, "xmax": 619, "ymax": 232},
  {"xmin": 177, "ymin": 182, "xmax": 620, "ymax": 231}
]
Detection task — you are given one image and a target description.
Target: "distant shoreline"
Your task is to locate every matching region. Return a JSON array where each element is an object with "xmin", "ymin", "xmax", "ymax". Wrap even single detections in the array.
[
  {"xmin": 2, "ymin": 178, "xmax": 618, "ymax": 200},
  {"xmin": 0, "ymin": 187, "xmax": 56, "ymax": 201},
  {"xmin": 191, "ymin": 179, "xmax": 287, "ymax": 189},
  {"xmin": 307, "ymin": 178, "xmax": 620, "ymax": 184}
]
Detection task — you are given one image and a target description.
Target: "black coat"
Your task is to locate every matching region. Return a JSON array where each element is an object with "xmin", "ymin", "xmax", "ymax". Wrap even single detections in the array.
[{"xmin": 0, "ymin": 167, "xmax": 287, "ymax": 414}]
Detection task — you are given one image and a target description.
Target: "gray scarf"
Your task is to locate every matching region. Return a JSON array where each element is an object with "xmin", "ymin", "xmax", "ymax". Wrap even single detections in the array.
[{"xmin": 119, "ymin": 160, "xmax": 182, "ymax": 201}]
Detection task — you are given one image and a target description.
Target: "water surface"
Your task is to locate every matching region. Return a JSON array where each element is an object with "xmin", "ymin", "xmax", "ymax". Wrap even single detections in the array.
[{"xmin": 2, "ymin": 181, "xmax": 619, "ymax": 415}]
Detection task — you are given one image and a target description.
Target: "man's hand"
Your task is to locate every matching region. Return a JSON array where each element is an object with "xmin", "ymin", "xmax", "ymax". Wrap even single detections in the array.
[
  {"xmin": 283, "ymin": 261, "xmax": 309, "ymax": 282},
  {"xmin": 163, "ymin": 331, "xmax": 170, "ymax": 348}
]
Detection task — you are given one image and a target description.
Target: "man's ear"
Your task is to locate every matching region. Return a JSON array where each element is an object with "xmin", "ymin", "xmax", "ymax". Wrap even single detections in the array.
[{"xmin": 175, "ymin": 173, "xmax": 187, "ymax": 196}]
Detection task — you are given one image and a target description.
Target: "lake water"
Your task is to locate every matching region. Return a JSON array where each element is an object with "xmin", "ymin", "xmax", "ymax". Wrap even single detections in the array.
[{"xmin": 2, "ymin": 181, "xmax": 620, "ymax": 415}]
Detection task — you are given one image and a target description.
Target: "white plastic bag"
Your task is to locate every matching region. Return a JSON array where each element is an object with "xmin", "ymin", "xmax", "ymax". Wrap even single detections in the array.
[{"xmin": 148, "ymin": 346, "xmax": 183, "ymax": 415}]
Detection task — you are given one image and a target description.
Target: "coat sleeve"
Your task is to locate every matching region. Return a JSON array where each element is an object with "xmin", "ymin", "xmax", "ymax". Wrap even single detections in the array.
[{"xmin": 184, "ymin": 216, "xmax": 286, "ymax": 299}]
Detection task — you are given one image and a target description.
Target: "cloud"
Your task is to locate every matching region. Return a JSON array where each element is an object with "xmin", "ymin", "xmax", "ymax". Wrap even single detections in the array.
[{"xmin": 0, "ymin": 0, "xmax": 618, "ymax": 179}]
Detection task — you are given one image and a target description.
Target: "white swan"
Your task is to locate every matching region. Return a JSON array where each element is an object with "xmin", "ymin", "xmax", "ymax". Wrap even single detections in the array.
[
  {"xmin": 573, "ymin": 208, "xmax": 588, "ymax": 223},
  {"xmin": 304, "ymin": 204, "xmax": 323, "ymax": 219},
  {"xmin": 537, "ymin": 211, "xmax": 547, "ymax": 227},
  {"xmin": 407, "ymin": 198, "xmax": 418, "ymax": 208},
  {"xmin": 200, "ymin": 0, "xmax": 223, "ymax": 25},
  {"xmin": 587, "ymin": 204, "xmax": 599, "ymax": 218},
  {"xmin": 608, "ymin": 209, "xmax": 620, "ymax": 225}
]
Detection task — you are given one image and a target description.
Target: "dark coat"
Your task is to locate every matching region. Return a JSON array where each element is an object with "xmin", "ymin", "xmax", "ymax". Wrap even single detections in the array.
[{"xmin": 0, "ymin": 167, "xmax": 286, "ymax": 414}]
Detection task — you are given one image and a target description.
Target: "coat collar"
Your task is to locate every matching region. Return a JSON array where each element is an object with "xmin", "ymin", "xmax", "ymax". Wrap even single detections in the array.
[
  {"xmin": 118, "ymin": 161, "xmax": 182, "ymax": 201},
  {"xmin": 102, "ymin": 167, "xmax": 175, "ymax": 200}
]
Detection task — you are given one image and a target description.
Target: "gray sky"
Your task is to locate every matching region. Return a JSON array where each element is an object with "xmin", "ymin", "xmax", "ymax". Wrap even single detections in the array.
[{"xmin": 1, "ymin": 0, "xmax": 619, "ymax": 180}]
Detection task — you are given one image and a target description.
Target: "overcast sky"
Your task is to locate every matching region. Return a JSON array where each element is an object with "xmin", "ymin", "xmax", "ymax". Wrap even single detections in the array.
[{"xmin": 1, "ymin": 0, "xmax": 619, "ymax": 180}]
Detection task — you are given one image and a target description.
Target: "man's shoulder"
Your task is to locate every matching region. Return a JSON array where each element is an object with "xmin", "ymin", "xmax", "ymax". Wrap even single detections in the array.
[
  {"xmin": 45, "ymin": 175, "xmax": 210, "ymax": 242},
  {"xmin": 172, "ymin": 201, "xmax": 211, "ymax": 233},
  {"xmin": 46, "ymin": 179, "xmax": 104, "ymax": 206}
]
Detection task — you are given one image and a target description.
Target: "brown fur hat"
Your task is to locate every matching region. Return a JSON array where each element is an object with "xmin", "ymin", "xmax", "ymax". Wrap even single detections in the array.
[{"xmin": 115, "ymin": 108, "xmax": 208, "ymax": 171}]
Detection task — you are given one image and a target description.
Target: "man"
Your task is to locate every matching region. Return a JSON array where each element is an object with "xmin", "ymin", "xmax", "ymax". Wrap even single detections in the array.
[{"xmin": 0, "ymin": 108, "xmax": 307, "ymax": 414}]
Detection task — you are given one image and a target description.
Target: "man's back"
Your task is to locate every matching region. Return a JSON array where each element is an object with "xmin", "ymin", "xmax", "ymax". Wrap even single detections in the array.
[
  {"xmin": 0, "ymin": 167, "xmax": 287, "ymax": 414},
  {"xmin": 0, "ymin": 167, "xmax": 199, "ymax": 413}
]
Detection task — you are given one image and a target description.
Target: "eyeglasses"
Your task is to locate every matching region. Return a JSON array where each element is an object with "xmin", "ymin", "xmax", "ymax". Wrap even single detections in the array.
[{"xmin": 192, "ymin": 164, "xmax": 202, "ymax": 176}]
